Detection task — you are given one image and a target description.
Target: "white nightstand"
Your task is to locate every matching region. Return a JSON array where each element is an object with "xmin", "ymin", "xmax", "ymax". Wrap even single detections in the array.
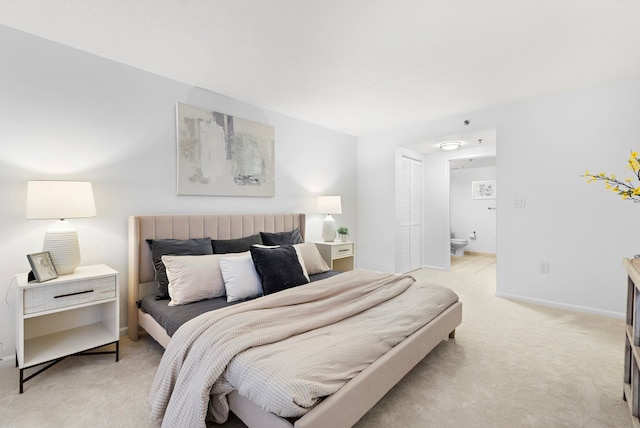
[
  {"xmin": 15, "ymin": 264, "xmax": 119, "ymax": 393},
  {"xmin": 314, "ymin": 241, "xmax": 355, "ymax": 272}
]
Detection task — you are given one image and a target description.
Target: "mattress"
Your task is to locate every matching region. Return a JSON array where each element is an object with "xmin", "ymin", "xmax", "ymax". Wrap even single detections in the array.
[{"xmin": 140, "ymin": 270, "xmax": 341, "ymax": 337}]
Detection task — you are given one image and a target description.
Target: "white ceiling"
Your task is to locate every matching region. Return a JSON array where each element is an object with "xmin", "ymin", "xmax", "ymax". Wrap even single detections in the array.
[
  {"xmin": 406, "ymin": 127, "xmax": 496, "ymax": 155},
  {"xmin": 1, "ymin": 0, "xmax": 639, "ymax": 137},
  {"xmin": 450, "ymin": 156, "xmax": 496, "ymax": 170}
]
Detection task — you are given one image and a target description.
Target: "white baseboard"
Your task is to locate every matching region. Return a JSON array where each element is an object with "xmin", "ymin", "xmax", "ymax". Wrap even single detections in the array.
[
  {"xmin": 421, "ymin": 264, "xmax": 446, "ymax": 271},
  {"xmin": 119, "ymin": 326, "xmax": 128, "ymax": 337},
  {"xmin": 0, "ymin": 354, "xmax": 16, "ymax": 368},
  {"xmin": 464, "ymin": 251, "xmax": 496, "ymax": 257},
  {"xmin": 495, "ymin": 291, "xmax": 625, "ymax": 320},
  {"xmin": 401, "ymin": 265, "xmax": 445, "ymax": 274}
]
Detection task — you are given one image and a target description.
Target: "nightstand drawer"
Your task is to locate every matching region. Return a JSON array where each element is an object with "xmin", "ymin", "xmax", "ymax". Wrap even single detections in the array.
[
  {"xmin": 314, "ymin": 241, "xmax": 355, "ymax": 272},
  {"xmin": 24, "ymin": 276, "xmax": 116, "ymax": 315},
  {"xmin": 332, "ymin": 243, "xmax": 354, "ymax": 259}
]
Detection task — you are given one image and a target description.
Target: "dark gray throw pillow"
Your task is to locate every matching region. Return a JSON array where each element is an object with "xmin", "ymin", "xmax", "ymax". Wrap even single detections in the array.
[
  {"xmin": 260, "ymin": 228, "xmax": 303, "ymax": 246},
  {"xmin": 211, "ymin": 233, "xmax": 263, "ymax": 254},
  {"xmin": 147, "ymin": 238, "xmax": 213, "ymax": 298},
  {"xmin": 249, "ymin": 245, "xmax": 309, "ymax": 295}
]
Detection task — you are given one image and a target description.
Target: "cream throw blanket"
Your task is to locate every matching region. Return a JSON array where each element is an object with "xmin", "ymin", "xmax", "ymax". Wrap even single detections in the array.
[{"xmin": 149, "ymin": 269, "xmax": 458, "ymax": 427}]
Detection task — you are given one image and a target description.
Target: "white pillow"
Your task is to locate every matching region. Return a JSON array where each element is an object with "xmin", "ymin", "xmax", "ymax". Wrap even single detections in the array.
[
  {"xmin": 162, "ymin": 252, "xmax": 246, "ymax": 306},
  {"xmin": 220, "ymin": 254, "xmax": 263, "ymax": 302},
  {"xmin": 293, "ymin": 242, "xmax": 330, "ymax": 275}
]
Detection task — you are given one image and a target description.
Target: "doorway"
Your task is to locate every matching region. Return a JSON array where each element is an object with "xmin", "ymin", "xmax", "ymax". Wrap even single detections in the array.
[
  {"xmin": 400, "ymin": 127, "xmax": 496, "ymax": 272},
  {"xmin": 449, "ymin": 156, "xmax": 497, "ymax": 273}
]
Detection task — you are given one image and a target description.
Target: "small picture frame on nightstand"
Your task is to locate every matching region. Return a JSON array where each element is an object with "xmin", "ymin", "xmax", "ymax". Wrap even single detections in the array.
[{"xmin": 27, "ymin": 251, "xmax": 58, "ymax": 282}]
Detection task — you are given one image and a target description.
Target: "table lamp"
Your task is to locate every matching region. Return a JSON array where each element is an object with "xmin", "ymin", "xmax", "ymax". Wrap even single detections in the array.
[
  {"xmin": 26, "ymin": 181, "xmax": 97, "ymax": 275},
  {"xmin": 317, "ymin": 195, "xmax": 342, "ymax": 242}
]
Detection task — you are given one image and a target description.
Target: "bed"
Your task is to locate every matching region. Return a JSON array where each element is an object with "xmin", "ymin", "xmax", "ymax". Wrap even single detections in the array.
[{"xmin": 128, "ymin": 213, "xmax": 462, "ymax": 428}]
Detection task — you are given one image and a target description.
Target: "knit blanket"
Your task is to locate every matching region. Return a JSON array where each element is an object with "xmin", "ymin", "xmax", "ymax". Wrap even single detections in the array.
[{"xmin": 149, "ymin": 269, "xmax": 458, "ymax": 427}]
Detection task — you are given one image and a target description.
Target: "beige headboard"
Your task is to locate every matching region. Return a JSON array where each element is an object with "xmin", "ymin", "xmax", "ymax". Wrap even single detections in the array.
[{"xmin": 127, "ymin": 213, "xmax": 306, "ymax": 340}]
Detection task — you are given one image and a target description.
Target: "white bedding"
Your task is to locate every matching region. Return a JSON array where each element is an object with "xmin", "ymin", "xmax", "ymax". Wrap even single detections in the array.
[{"xmin": 149, "ymin": 269, "xmax": 458, "ymax": 427}]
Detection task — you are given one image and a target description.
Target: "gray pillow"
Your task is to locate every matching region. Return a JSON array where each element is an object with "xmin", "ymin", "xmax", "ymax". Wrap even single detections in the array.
[
  {"xmin": 260, "ymin": 228, "xmax": 303, "ymax": 246},
  {"xmin": 212, "ymin": 233, "xmax": 263, "ymax": 254},
  {"xmin": 147, "ymin": 238, "xmax": 213, "ymax": 298}
]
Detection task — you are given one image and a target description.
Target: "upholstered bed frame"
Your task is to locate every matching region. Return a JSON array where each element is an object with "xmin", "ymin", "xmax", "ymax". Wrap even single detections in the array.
[{"xmin": 128, "ymin": 213, "xmax": 462, "ymax": 428}]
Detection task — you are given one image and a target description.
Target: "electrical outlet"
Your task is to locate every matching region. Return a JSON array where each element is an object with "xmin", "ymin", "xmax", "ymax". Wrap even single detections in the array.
[{"xmin": 539, "ymin": 261, "xmax": 549, "ymax": 274}]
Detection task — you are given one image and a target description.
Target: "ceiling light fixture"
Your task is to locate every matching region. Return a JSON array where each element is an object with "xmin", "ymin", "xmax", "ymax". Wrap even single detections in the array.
[{"xmin": 439, "ymin": 141, "xmax": 462, "ymax": 151}]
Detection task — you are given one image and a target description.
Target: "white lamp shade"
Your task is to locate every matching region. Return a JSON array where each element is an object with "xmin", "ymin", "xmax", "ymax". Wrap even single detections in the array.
[
  {"xmin": 26, "ymin": 181, "xmax": 97, "ymax": 220},
  {"xmin": 26, "ymin": 181, "xmax": 96, "ymax": 275},
  {"xmin": 317, "ymin": 196, "xmax": 342, "ymax": 215}
]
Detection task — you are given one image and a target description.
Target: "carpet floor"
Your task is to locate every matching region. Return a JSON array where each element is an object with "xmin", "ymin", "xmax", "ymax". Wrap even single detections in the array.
[{"xmin": 0, "ymin": 257, "xmax": 631, "ymax": 427}]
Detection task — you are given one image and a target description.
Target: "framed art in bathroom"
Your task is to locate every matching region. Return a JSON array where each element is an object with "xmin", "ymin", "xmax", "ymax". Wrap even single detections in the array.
[{"xmin": 472, "ymin": 180, "xmax": 496, "ymax": 199}]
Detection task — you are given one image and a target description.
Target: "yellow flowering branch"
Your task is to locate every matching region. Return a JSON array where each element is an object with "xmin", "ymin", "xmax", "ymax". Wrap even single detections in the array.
[{"xmin": 582, "ymin": 151, "xmax": 640, "ymax": 203}]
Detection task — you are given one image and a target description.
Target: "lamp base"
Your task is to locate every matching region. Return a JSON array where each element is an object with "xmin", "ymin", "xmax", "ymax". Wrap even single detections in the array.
[
  {"xmin": 322, "ymin": 215, "xmax": 337, "ymax": 242},
  {"xmin": 42, "ymin": 220, "xmax": 81, "ymax": 275}
]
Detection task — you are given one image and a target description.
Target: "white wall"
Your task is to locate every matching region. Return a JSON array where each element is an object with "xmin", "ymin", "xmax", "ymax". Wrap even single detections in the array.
[
  {"xmin": 356, "ymin": 135, "xmax": 398, "ymax": 273},
  {"xmin": 450, "ymin": 165, "xmax": 497, "ymax": 254},
  {"xmin": 0, "ymin": 25, "xmax": 357, "ymax": 362},
  {"xmin": 359, "ymin": 78, "xmax": 640, "ymax": 318}
]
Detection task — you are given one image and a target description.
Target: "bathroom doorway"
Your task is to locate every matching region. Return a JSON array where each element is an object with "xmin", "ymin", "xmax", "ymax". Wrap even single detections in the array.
[{"xmin": 449, "ymin": 155, "xmax": 497, "ymax": 273}]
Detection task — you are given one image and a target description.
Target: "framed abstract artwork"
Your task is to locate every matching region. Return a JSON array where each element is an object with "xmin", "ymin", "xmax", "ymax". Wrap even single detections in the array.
[
  {"xmin": 472, "ymin": 180, "xmax": 496, "ymax": 199},
  {"xmin": 176, "ymin": 103, "xmax": 275, "ymax": 197}
]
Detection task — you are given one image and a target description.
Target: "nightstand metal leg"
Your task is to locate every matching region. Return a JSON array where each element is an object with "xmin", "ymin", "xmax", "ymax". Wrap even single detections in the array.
[
  {"xmin": 19, "ymin": 358, "xmax": 64, "ymax": 394},
  {"xmin": 17, "ymin": 341, "xmax": 119, "ymax": 393}
]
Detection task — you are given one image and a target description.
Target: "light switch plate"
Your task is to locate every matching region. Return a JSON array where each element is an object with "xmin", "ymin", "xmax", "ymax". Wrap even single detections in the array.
[{"xmin": 512, "ymin": 197, "xmax": 526, "ymax": 208}]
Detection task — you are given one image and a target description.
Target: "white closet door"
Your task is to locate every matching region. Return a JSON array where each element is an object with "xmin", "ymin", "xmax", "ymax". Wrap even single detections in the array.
[{"xmin": 399, "ymin": 156, "xmax": 423, "ymax": 273}]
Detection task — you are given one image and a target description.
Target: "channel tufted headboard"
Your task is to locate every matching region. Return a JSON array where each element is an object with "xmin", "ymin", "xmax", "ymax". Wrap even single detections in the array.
[{"xmin": 127, "ymin": 213, "xmax": 306, "ymax": 340}]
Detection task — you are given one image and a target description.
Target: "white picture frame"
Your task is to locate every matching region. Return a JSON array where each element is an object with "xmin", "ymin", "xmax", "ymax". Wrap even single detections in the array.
[
  {"xmin": 27, "ymin": 251, "xmax": 58, "ymax": 282},
  {"xmin": 472, "ymin": 180, "xmax": 496, "ymax": 200}
]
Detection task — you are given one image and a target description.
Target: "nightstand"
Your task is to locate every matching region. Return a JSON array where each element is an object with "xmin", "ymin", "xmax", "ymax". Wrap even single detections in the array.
[
  {"xmin": 15, "ymin": 264, "xmax": 119, "ymax": 393},
  {"xmin": 314, "ymin": 241, "xmax": 355, "ymax": 272}
]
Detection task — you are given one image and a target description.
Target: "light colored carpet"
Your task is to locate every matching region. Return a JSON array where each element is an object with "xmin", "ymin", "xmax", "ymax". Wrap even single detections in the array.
[{"xmin": 0, "ymin": 258, "xmax": 631, "ymax": 427}]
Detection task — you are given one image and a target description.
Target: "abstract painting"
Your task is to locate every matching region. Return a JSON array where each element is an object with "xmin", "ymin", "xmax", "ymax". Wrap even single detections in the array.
[
  {"xmin": 472, "ymin": 180, "xmax": 496, "ymax": 199},
  {"xmin": 176, "ymin": 103, "xmax": 275, "ymax": 196}
]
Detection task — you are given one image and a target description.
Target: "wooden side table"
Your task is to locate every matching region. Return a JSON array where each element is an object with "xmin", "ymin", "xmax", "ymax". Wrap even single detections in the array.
[
  {"xmin": 15, "ymin": 264, "xmax": 119, "ymax": 393},
  {"xmin": 314, "ymin": 241, "xmax": 355, "ymax": 272},
  {"xmin": 623, "ymin": 258, "xmax": 640, "ymax": 427}
]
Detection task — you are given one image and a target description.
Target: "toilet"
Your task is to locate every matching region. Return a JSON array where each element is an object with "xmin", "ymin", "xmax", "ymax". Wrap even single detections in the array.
[{"xmin": 450, "ymin": 237, "xmax": 469, "ymax": 256}]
